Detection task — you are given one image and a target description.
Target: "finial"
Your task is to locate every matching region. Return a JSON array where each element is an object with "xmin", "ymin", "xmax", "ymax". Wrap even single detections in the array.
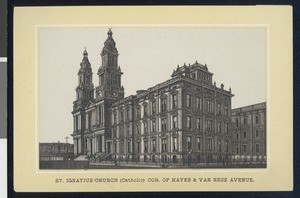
[
  {"xmin": 108, "ymin": 28, "xmax": 113, "ymax": 37},
  {"xmin": 229, "ymin": 87, "xmax": 231, "ymax": 93},
  {"xmin": 83, "ymin": 47, "xmax": 88, "ymax": 57},
  {"xmin": 184, "ymin": 63, "xmax": 186, "ymax": 66},
  {"xmin": 221, "ymin": 83, "xmax": 224, "ymax": 90},
  {"xmin": 196, "ymin": 60, "xmax": 198, "ymax": 64},
  {"xmin": 188, "ymin": 63, "xmax": 190, "ymax": 66},
  {"xmin": 214, "ymin": 81, "xmax": 216, "ymax": 86}
]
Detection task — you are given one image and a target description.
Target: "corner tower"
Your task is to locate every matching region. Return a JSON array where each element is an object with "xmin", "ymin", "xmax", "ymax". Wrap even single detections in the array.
[
  {"xmin": 72, "ymin": 49, "xmax": 94, "ymax": 155},
  {"xmin": 95, "ymin": 29, "xmax": 124, "ymax": 155},
  {"xmin": 74, "ymin": 48, "xmax": 94, "ymax": 110}
]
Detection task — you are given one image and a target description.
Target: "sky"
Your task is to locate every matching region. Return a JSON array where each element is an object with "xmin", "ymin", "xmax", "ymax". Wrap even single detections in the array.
[{"xmin": 39, "ymin": 27, "xmax": 266, "ymax": 143}]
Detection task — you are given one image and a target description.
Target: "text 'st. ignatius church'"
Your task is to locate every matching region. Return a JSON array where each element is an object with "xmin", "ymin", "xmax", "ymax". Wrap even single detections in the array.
[{"xmin": 72, "ymin": 29, "xmax": 234, "ymax": 165}]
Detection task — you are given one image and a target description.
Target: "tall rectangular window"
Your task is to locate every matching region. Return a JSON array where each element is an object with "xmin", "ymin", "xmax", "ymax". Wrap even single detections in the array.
[
  {"xmin": 152, "ymin": 100, "xmax": 156, "ymax": 114},
  {"xmin": 114, "ymin": 142, "xmax": 117, "ymax": 153},
  {"xmin": 152, "ymin": 139, "xmax": 156, "ymax": 152},
  {"xmin": 172, "ymin": 94, "xmax": 178, "ymax": 109},
  {"xmin": 187, "ymin": 116, "xmax": 192, "ymax": 129},
  {"xmin": 187, "ymin": 136, "xmax": 192, "ymax": 150},
  {"xmin": 197, "ymin": 118, "xmax": 201, "ymax": 130},
  {"xmin": 196, "ymin": 97, "xmax": 202, "ymax": 110},
  {"xmin": 113, "ymin": 127, "xmax": 117, "ymax": 138},
  {"xmin": 218, "ymin": 122, "xmax": 222, "ymax": 133},
  {"xmin": 144, "ymin": 141, "xmax": 148, "ymax": 153},
  {"xmin": 225, "ymin": 140, "xmax": 229, "ymax": 152},
  {"xmin": 187, "ymin": 94, "xmax": 192, "ymax": 108},
  {"xmin": 137, "ymin": 142, "xmax": 140, "ymax": 153},
  {"xmin": 91, "ymin": 110, "xmax": 96, "ymax": 127},
  {"xmin": 243, "ymin": 131, "xmax": 247, "ymax": 138},
  {"xmin": 218, "ymin": 139, "xmax": 221, "ymax": 153},
  {"xmin": 243, "ymin": 144, "xmax": 247, "ymax": 153},
  {"xmin": 207, "ymin": 138, "xmax": 212, "ymax": 151},
  {"xmin": 136, "ymin": 123, "xmax": 140, "ymax": 134},
  {"xmin": 144, "ymin": 122, "xmax": 148, "ymax": 134},
  {"xmin": 127, "ymin": 141, "xmax": 131, "ymax": 153},
  {"xmin": 243, "ymin": 117, "xmax": 247, "ymax": 125},
  {"xmin": 255, "ymin": 115, "xmax": 259, "ymax": 124},
  {"xmin": 152, "ymin": 120, "xmax": 156, "ymax": 132},
  {"xmin": 126, "ymin": 126, "xmax": 130, "ymax": 137},
  {"xmin": 173, "ymin": 137, "xmax": 178, "ymax": 151},
  {"xmin": 225, "ymin": 105, "xmax": 228, "ymax": 116},
  {"xmin": 126, "ymin": 107, "xmax": 130, "ymax": 120},
  {"xmin": 207, "ymin": 100, "xmax": 214, "ymax": 113},
  {"xmin": 255, "ymin": 143, "xmax": 259, "ymax": 153},
  {"xmin": 161, "ymin": 97, "xmax": 167, "ymax": 113},
  {"xmin": 197, "ymin": 137, "xmax": 201, "ymax": 151},
  {"xmin": 235, "ymin": 118, "xmax": 239, "ymax": 127},
  {"xmin": 206, "ymin": 120, "xmax": 213, "ymax": 132},
  {"xmin": 120, "ymin": 126, "xmax": 124, "ymax": 137},
  {"xmin": 162, "ymin": 139, "xmax": 167, "ymax": 151},
  {"xmin": 225, "ymin": 123, "xmax": 228, "ymax": 134},
  {"xmin": 161, "ymin": 118, "xmax": 167, "ymax": 131},
  {"xmin": 255, "ymin": 129, "xmax": 259, "ymax": 138},
  {"xmin": 173, "ymin": 116, "xmax": 178, "ymax": 129},
  {"xmin": 217, "ymin": 103, "xmax": 221, "ymax": 115},
  {"xmin": 136, "ymin": 106, "xmax": 140, "ymax": 118}
]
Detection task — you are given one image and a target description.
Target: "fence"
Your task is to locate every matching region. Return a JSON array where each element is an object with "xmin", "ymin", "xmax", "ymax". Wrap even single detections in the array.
[{"xmin": 39, "ymin": 160, "xmax": 89, "ymax": 169}]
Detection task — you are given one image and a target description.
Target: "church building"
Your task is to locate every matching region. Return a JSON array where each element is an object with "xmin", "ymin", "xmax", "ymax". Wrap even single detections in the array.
[{"xmin": 71, "ymin": 30, "xmax": 234, "ymax": 165}]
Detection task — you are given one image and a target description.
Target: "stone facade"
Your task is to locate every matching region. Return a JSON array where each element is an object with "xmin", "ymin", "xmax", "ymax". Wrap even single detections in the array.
[
  {"xmin": 231, "ymin": 102, "xmax": 266, "ymax": 162},
  {"xmin": 71, "ymin": 30, "xmax": 234, "ymax": 165}
]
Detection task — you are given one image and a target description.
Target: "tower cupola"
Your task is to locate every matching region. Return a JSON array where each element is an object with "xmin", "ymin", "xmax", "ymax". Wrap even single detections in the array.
[{"xmin": 74, "ymin": 48, "xmax": 94, "ymax": 110}]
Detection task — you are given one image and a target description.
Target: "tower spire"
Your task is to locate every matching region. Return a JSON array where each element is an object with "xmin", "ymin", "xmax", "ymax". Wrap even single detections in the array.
[
  {"xmin": 96, "ymin": 29, "xmax": 124, "ymax": 101},
  {"xmin": 107, "ymin": 28, "xmax": 113, "ymax": 37},
  {"xmin": 74, "ymin": 47, "xmax": 94, "ymax": 104},
  {"xmin": 83, "ymin": 47, "xmax": 88, "ymax": 57},
  {"xmin": 100, "ymin": 29, "xmax": 119, "ymax": 68}
]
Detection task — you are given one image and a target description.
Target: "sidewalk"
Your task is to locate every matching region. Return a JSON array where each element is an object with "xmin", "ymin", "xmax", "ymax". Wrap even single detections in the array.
[
  {"xmin": 90, "ymin": 161, "xmax": 162, "ymax": 168},
  {"xmin": 89, "ymin": 161, "xmax": 266, "ymax": 169}
]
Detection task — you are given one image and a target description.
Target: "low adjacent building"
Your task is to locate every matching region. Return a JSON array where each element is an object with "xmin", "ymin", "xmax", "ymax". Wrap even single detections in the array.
[
  {"xmin": 39, "ymin": 142, "xmax": 74, "ymax": 161},
  {"xmin": 230, "ymin": 102, "xmax": 266, "ymax": 163}
]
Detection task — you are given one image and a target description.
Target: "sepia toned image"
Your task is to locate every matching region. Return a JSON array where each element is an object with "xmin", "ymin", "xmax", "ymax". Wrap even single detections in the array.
[
  {"xmin": 13, "ymin": 6, "xmax": 293, "ymax": 192},
  {"xmin": 39, "ymin": 27, "xmax": 266, "ymax": 169}
]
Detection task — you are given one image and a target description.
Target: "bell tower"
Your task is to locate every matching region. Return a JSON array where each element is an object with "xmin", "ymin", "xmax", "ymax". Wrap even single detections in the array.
[
  {"xmin": 95, "ymin": 29, "xmax": 124, "ymax": 101},
  {"xmin": 74, "ymin": 48, "xmax": 94, "ymax": 110},
  {"xmin": 72, "ymin": 48, "xmax": 94, "ymax": 155}
]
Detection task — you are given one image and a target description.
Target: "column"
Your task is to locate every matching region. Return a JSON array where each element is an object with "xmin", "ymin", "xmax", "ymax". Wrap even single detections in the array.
[{"xmin": 102, "ymin": 135, "xmax": 105, "ymax": 153}]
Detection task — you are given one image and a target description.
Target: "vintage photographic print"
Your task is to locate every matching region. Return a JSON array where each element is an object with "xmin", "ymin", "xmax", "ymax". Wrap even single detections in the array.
[
  {"xmin": 13, "ymin": 6, "xmax": 292, "ymax": 192},
  {"xmin": 39, "ymin": 27, "xmax": 266, "ymax": 170}
]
